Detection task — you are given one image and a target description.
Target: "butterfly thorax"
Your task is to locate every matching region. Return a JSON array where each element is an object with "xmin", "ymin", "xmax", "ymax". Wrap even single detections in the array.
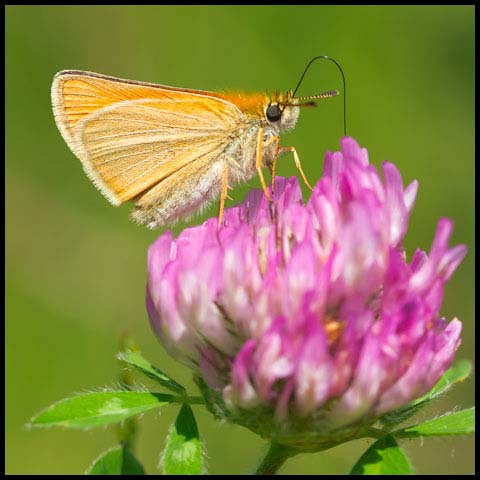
[{"xmin": 216, "ymin": 91, "xmax": 269, "ymax": 119}]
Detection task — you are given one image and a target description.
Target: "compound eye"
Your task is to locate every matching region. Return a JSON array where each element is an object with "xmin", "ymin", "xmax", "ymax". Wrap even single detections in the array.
[{"xmin": 266, "ymin": 104, "xmax": 282, "ymax": 122}]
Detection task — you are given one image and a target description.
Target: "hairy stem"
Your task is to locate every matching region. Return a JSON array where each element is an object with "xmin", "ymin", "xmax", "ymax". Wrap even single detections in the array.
[{"xmin": 255, "ymin": 443, "xmax": 297, "ymax": 475}]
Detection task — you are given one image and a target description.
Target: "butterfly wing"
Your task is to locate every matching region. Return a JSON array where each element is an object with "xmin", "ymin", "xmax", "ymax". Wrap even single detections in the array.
[{"xmin": 51, "ymin": 71, "xmax": 244, "ymax": 206}]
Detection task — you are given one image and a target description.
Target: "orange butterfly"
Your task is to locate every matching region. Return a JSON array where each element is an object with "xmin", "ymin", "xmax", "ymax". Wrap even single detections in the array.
[{"xmin": 51, "ymin": 57, "xmax": 343, "ymax": 228}]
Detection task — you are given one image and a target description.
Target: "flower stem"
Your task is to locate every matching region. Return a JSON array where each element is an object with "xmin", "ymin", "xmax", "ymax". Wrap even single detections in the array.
[
  {"xmin": 255, "ymin": 443, "xmax": 297, "ymax": 475},
  {"xmin": 117, "ymin": 333, "xmax": 139, "ymax": 451}
]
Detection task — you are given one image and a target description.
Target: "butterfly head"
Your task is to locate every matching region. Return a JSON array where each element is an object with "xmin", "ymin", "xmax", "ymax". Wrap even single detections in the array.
[
  {"xmin": 265, "ymin": 88, "xmax": 339, "ymax": 132},
  {"xmin": 265, "ymin": 90, "xmax": 299, "ymax": 132}
]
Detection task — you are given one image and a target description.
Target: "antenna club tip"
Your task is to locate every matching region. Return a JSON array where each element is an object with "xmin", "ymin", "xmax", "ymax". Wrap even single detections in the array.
[{"xmin": 323, "ymin": 90, "xmax": 340, "ymax": 98}]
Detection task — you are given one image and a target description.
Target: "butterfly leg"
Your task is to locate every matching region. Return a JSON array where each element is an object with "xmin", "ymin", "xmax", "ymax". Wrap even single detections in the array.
[
  {"xmin": 218, "ymin": 162, "xmax": 230, "ymax": 228},
  {"xmin": 256, "ymin": 127, "xmax": 272, "ymax": 201},
  {"xmin": 278, "ymin": 146, "xmax": 313, "ymax": 190},
  {"xmin": 267, "ymin": 136, "xmax": 280, "ymax": 193}
]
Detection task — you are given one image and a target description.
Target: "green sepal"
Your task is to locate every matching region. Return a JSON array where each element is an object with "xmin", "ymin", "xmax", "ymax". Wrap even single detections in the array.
[{"xmin": 379, "ymin": 359, "xmax": 472, "ymax": 429}]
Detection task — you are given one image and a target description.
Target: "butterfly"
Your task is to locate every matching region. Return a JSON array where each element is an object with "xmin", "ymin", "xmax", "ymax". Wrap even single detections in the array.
[{"xmin": 51, "ymin": 56, "xmax": 344, "ymax": 228}]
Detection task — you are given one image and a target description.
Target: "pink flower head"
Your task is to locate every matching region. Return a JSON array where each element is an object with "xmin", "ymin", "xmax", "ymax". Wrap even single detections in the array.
[{"xmin": 146, "ymin": 137, "xmax": 466, "ymax": 437}]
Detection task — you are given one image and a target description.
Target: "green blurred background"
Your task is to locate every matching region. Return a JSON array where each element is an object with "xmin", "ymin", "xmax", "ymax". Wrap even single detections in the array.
[{"xmin": 6, "ymin": 5, "xmax": 474, "ymax": 475}]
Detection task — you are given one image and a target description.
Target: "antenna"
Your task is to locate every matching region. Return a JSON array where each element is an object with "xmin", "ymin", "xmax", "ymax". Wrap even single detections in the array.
[{"xmin": 292, "ymin": 55, "xmax": 347, "ymax": 136}]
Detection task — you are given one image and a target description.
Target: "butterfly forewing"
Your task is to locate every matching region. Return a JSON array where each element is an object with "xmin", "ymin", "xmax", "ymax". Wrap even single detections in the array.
[
  {"xmin": 51, "ymin": 71, "xmax": 244, "ymax": 206},
  {"xmin": 78, "ymin": 99, "xmax": 234, "ymax": 202}
]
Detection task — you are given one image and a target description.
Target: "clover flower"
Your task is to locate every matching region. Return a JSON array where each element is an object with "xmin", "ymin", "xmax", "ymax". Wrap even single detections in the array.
[{"xmin": 146, "ymin": 137, "xmax": 466, "ymax": 445}]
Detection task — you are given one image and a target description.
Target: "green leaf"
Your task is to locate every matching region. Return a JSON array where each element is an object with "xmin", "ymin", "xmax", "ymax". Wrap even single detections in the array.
[
  {"xmin": 393, "ymin": 407, "xmax": 475, "ymax": 438},
  {"xmin": 117, "ymin": 349, "xmax": 186, "ymax": 395},
  {"xmin": 161, "ymin": 403, "xmax": 204, "ymax": 475},
  {"xmin": 29, "ymin": 391, "xmax": 175, "ymax": 429},
  {"xmin": 422, "ymin": 359, "xmax": 472, "ymax": 399},
  {"xmin": 350, "ymin": 434, "xmax": 415, "ymax": 475},
  {"xmin": 86, "ymin": 444, "xmax": 146, "ymax": 475},
  {"xmin": 378, "ymin": 402, "xmax": 426, "ymax": 430},
  {"xmin": 379, "ymin": 359, "xmax": 472, "ymax": 428}
]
